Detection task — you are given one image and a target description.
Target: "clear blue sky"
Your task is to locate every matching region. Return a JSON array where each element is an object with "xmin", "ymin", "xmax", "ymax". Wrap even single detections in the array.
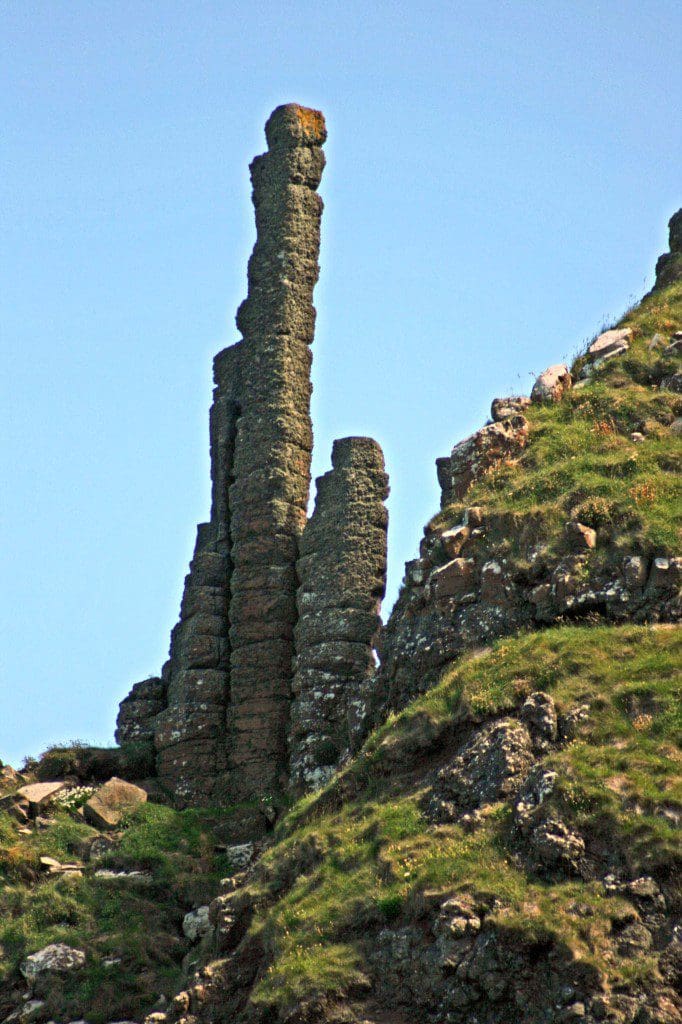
[{"xmin": 1, "ymin": 1, "xmax": 680, "ymax": 766}]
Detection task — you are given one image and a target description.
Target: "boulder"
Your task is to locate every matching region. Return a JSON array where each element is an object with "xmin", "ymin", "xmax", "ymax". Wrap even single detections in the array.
[
  {"xmin": 182, "ymin": 905, "xmax": 211, "ymax": 942},
  {"xmin": 587, "ymin": 327, "xmax": 632, "ymax": 361},
  {"xmin": 16, "ymin": 781, "xmax": 66, "ymax": 816},
  {"xmin": 565, "ymin": 521, "xmax": 597, "ymax": 552},
  {"xmin": 225, "ymin": 842, "xmax": 255, "ymax": 870},
  {"xmin": 20, "ymin": 943, "xmax": 86, "ymax": 987},
  {"xmin": 83, "ymin": 777, "xmax": 147, "ymax": 830},
  {"xmin": 490, "ymin": 396, "xmax": 531, "ymax": 422},
  {"xmin": 429, "ymin": 558, "xmax": 476, "ymax": 600},
  {"xmin": 531, "ymin": 364, "xmax": 572, "ymax": 403}
]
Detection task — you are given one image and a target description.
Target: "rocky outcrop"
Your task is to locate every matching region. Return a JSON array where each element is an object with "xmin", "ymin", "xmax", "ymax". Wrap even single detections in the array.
[
  {"xmin": 653, "ymin": 208, "xmax": 682, "ymax": 290},
  {"xmin": 428, "ymin": 718, "xmax": 535, "ymax": 821},
  {"xmin": 379, "ymin": 315, "xmax": 681, "ymax": 714},
  {"xmin": 437, "ymin": 415, "xmax": 529, "ymax": 508},
  {"xmin": 115, "ymin": 676, "xmax": 166, "ymax": 745},
  {"xmin": 118, "ymin": 105, "xmax": 329, "ymax": 806},
  {"xmin": 288, "ymin": 437, "xmax": 389, "ymax": 793},
  {"xmin": 380, "ymin": 502, "xmax": 681, "ymax": 712}
]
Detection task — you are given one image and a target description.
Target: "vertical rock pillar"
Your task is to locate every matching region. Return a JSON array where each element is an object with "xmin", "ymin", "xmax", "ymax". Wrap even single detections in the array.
[
  {"xmin": 223, "ymin": 105, "xmax": 327, "ymax": 800},
  {"xmin": 289, "ymin": 437, "xmax": 389, "ymax": 793},
  {"xmin": 153, "ymin": 343, "xmax": 242, "ymax": 804}
]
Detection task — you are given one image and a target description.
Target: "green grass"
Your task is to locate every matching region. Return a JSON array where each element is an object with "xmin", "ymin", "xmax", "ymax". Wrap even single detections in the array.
[
  {"xmin": 431, "ymin": 280, "xmax": 682, "ymax": 555},
  {"xmin": 237, "ymin": 624, "xmax": 681, "ymax": 1013},
  {"xmin": 0, "ymin": 802, "xmax": 236, "ymax": 1022}
]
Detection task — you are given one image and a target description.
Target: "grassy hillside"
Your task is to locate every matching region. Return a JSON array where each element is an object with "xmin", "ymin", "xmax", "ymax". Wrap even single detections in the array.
[
  {"xmin": 0, "ymin": 798, "xmax": 235, "ymax": 1022},
  {"xmin": 235, "ymin": 624, "xmax": 680, "ymax": 1020},
  {"xmin": 2, "ymin": 625, "xmax": 679, "ymax": 1023},
  {"xmin": 431, "ymin": 279, "xmax": 682, "ymax": 556}
]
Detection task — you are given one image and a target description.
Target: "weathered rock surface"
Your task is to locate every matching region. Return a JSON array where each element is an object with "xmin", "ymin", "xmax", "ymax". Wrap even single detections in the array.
[
  {"xmin": 115, "ymin": 677, "xmax": 166, "ymax": 745},
  {"xmin": 377, "ymin": 496, "xmax": 681, "ymax": 713},
  {"xmin": 587, "ymin": 326, "xmax": 632, "ymax": 361},
  {"xmin": 491, "ymin": 395, "xmax": 531, "ymax": 421},
  {"xmin": 116, "ymin": 105, "xmax": 391, "ymax": 809},
  {"xmin": 221, "ymin": 104, "xmax": 328, "ymax": 803},
  {"xmin": 289, "ymin": 437, "xmax": 389, "ymax": 792},
  {"xmin": 531, "ymin": 363, "xmax": 572, "ymax": 403},
  {"xmin": 20, "ymin": 943, "xmax": 85, "ymax": 987},
  {"xmin": 16, "ymin": 782, "xmax": 65, "ymax": 816},
  {"xmin": 83, "ymin": 777, "xmax": 147, "ymax": 830},
  {"xmin": 437, "ymin": 415, "xmax": 529, "ymax": 507},
  {"xmin": 652, "ymin": 208, "xmax": 682, "ymax": 290},
  {"xmin": 428, "ymin": 718, "xmax": 534, "ymax": 821},
  {"xmin": 183, "ymin": 906, "xmax": 211, "ymax": 942}
]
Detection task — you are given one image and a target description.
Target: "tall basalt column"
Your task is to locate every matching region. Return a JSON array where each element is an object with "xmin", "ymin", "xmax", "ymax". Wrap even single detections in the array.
[
  {"xmin": 153, "ymin": 343, "xmax": 243, "ymax": 804},
  {"xmin": 289, "ymin": 437, "xmax": 389, "ymax": 793},
  {"xmin": 223, "ymin": 105, "xmax": 327, "ymax": 800}
]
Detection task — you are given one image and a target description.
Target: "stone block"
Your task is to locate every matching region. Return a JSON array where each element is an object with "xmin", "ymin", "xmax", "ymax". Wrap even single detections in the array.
[
  {"xmin": 430, "ymin": 558, "xmax": 476, "ymax": 600},
  {"xmin": 17, "ymin": 782, "xmax": 66, "ymax": 816},
  {"xmin": 587, "ymin": 327, "xmax": 632, "ymax": 360},
  {"xmin": 84, "ymin": 778, "xmax": 147, "ymax": 830}
]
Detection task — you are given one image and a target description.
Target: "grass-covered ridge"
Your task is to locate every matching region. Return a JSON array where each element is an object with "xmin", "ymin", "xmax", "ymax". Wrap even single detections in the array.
[
  {"xmin": 231, "ymin": 623, "xmax": 681, "ymax": 1017},
  {"xmin": 432, "ymin": 279, "xmax": 682, "ymax": 554}
]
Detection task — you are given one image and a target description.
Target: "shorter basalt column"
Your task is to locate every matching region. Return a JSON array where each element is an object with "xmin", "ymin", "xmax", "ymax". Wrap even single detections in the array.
[{"xmin": 289, "ymin": 437, "xmax": 389, "ymax": 793}]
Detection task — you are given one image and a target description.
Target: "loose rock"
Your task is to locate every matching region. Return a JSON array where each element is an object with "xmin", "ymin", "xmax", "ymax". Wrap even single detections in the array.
[
  {"xmin": 84, "ymin": 777, "xmax": 147, "ymax": 829},
  {"xmin": 531, "ymin": 364, "xmax": 572, "ymax": 403},
  {"xmin": 20, "ymin": 943, "xmax": 86, "ymax": 986}
]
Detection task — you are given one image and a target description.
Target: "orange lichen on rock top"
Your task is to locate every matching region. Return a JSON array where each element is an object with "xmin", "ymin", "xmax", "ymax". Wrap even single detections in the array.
[{"xmin": 294, "ymin": 104, "xmax": 326, "ymax": 142}]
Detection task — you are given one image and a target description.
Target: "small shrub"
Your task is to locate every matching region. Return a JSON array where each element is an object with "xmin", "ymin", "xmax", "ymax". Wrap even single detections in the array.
[
  {"xmin": 569, "ymin": 496, "xmax": 616, "ymax": 529},
  {"xmin": 629, "ymin": 482, "xmax": 656, "ymax": 506},
  {"xmin": 593, "ymin": 418, "xmax": 616, "ymax": 437}
]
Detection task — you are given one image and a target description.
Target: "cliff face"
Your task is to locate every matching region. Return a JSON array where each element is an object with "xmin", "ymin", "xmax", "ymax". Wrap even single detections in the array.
[{"xmin": 116, "ymin": 106, "xmax": 389, "ymax": 810}]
